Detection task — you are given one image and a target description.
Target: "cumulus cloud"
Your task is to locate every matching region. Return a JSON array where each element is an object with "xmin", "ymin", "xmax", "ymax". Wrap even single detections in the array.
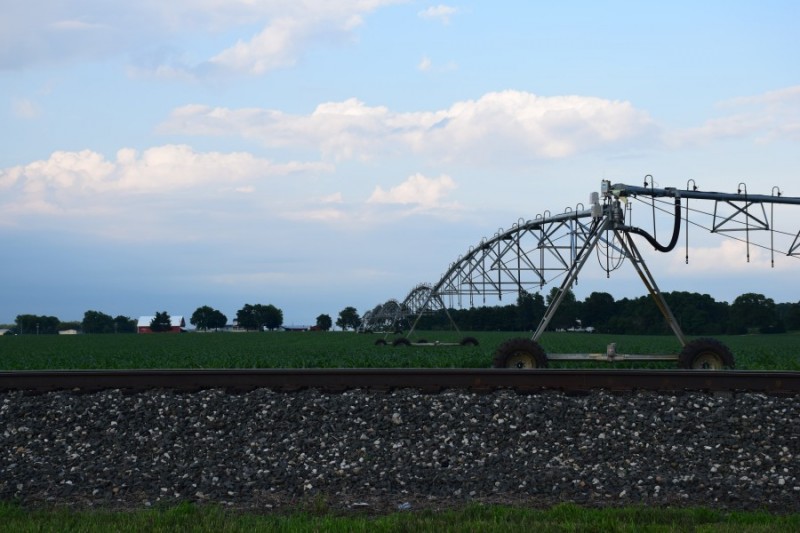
[
  {"xmin": 1, "ymin": 1, "xmax": 403, "ymax": 75},
  {"xmin": 666, "ymin": 239, "xmax": 772, "ymax": 273},
  {"xmin": 208, "ymin": 16, "xmax": 306, "ymax": 75},
  {"xmin": 205, "ymin": 1, "xmax": 396, "ymax": 76},
  {"xmin": 160, "ymin": 90, "xmax": 657, "ymax": 163},
  {"xmin": 368, "ymin": 173, "xmax": 458, "ymax": 210},
  {"xmin": 0, "ymin": 144, "xmax": 331, "ymax": 219},
  {"xmin": 663, "ymin": 234, "xmax": 800, "ymax": 276},
  {"xmin": 670, "ymin": 85, "xmax": 800, "ymax": 145},
  {"xmin": 418, "ymin": 5, "xmax": 458, "ymax": 24}
]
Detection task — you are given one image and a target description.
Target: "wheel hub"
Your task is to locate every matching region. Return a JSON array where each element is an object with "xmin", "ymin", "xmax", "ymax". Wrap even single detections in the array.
[
  {"xmin": 692, "ymin": 352, "xmax": 724, "ymax": 370},
  {"xmin": 507, "ymin": 353, "xmax": 535, "ymax": 369}
]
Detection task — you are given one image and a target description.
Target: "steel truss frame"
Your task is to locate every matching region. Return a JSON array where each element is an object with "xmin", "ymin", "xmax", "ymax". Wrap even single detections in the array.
[{"xmin": 398, "ymin": 180, "xmax": 800, "ymax": 358}]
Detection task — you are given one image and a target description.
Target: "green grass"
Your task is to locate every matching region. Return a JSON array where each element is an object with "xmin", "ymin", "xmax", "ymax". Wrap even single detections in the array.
[
  {"xmin": 1, "ymin": 330, "xmax": 799, "ymax": 370},
  {"xmin": 1, "ymin": 501, "xmax": 799, "ymax": 532}
]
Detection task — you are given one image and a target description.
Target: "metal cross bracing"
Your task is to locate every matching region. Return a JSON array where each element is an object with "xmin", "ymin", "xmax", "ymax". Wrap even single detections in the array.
[
  {"xmin": 617, "ymin": 180, "xmax": 800, "ymax": 264},
  {"xmin": 360, "ymin": 283, "xmax": 455, "ymax": 334},
  {"xmin": 369, "ymin": 177, "xmax": 800, "ymax": 369},
  {"xmin": 360, "ymin": 299, "xmax": 405, "ymax": 332},
  {"xmin": 433, "ymin": 210, "xmax": 602, "ymax": 303}
]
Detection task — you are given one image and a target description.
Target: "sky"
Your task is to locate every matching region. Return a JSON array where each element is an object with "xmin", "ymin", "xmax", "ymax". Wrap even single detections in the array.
[{"xmin": 1, "ymin": 1, "xmax": 799, "ymax": 327}]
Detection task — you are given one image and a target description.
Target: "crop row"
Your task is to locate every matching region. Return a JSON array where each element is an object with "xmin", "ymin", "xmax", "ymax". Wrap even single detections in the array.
[{"xmin": 1, "ymin": 331, "xmax": 798, "ymax": 371}]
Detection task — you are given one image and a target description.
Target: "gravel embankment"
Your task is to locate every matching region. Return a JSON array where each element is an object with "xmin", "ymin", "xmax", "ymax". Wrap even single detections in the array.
[{"xmin": 2, "ymin": 388, "xmax": 799, "ymax": 512}]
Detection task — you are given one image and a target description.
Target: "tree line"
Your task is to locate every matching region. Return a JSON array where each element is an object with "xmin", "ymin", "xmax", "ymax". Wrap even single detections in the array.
[
  {"xmin": 413, "ymin": 290, "xmax": 799, "ymax": 335},
  {"xmin": 191, "ymin": 304, "xmax": 362, "ymax": 332},
  {"xmin": 7, "ymin": 312, "xmax": 138, "ymax": 335},
  {"xmin": 3, "ymin": 304, "xmax": 364, "ymax": 334},
  {"xmin": 5, "ymin": 291, "xmax": 793, "ymax": 336}
]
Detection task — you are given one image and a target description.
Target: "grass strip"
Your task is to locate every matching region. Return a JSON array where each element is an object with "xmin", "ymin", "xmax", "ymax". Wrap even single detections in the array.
[{"xmin": 1, "ymin": 502, "xmax": 798, "ymax": 532}]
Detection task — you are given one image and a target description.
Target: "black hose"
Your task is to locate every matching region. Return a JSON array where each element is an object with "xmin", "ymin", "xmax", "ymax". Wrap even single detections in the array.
[{"xmin": 623, "ymin": 197, "xmax": 681, "ymax": 252}]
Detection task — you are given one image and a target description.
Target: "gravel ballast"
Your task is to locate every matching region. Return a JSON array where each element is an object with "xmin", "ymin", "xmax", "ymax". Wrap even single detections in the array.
[{"xmin": 2, "ymin": 388, "xmax": 799, "ymax": 512}]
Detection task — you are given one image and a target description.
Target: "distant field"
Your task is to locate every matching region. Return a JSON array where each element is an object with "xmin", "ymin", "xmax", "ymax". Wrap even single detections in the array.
[{"xmin": 1, "ymin": 330, "xmax": 798, "ymax": 370}]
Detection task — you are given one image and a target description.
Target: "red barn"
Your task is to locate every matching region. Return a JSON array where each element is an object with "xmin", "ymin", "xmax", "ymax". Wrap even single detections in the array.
[{"xmin": 137, "ymin": 315, "xmax": 186, "ymax": 334}]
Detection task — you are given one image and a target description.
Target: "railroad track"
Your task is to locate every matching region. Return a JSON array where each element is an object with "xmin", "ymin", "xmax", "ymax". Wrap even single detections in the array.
[{"xmin": 2, "ymin": 369, "xmax": 800, "ymax": 395}]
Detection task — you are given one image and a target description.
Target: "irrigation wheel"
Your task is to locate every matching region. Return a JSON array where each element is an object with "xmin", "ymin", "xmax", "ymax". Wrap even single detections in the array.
[
  {"xmin": 677, "ymin": 338, "xmax": 735, "ymax": 369},
  {"xmin": 392, "ymin": 337, "xmax": 411, "ymax": 347},
  {"xmin": 492, "ymin": 338, "xmax": 548, "ymax": 368},
  {"xmin": 460, "ymin": 336, "xmax": 479, "ymax": 346}
]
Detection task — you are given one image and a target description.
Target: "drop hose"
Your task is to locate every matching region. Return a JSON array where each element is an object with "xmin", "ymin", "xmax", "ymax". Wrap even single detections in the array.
[{"xmin": 623, "ymin": 197, "xmax": 681, "ymax": 253}]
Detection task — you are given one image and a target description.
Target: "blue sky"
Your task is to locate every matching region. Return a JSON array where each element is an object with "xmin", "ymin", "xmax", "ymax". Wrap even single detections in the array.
[{"xmin": 1, "ymin": 1, "xmax": 799, "ymax": 326}]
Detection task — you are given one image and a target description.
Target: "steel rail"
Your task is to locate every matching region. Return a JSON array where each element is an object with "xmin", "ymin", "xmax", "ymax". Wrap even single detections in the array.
[{"xmin": 1, "ymin": 369, "xmax": 799, "ymax": 395}]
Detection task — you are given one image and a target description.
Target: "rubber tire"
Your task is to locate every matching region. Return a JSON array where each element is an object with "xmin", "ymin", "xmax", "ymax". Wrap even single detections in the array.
[
  {"xmin": 460, "ymin": 336, "xmax": 479, "ymax": 346},
  {"xmin": 392, "ymin": 337, "xmax": 411, "ymax": 347},
  {"xmin": 677, "ymin": 338, "xmax": 735, "ymax": 369},
  {"xmin": 374, "ymin": 339, "xmax": 387, "ymax": 346},
  {"xmin": 493, "ymin": 338, "xmax": 548, "ymax": 368}
]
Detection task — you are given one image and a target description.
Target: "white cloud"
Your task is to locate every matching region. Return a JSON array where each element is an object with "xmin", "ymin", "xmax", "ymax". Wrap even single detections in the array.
[
  {"xmin": 671, "ymin": 85, "xmax": 800, "ymax": 145},
  {"xmin": 208, "ymin": 16, "xmax": 307, "ymax": 75},
  {"xmin": 416, "ymin": 55, "xmax": 457, "ymax": 73},
  {"xmin": 418, "ymin": 5, "xmax": 458, "ymax": 24},
  {"xmin": 725, "ymin": 85, "xmax": 800, "ymax": 108},
  {"xmin": 0, "ymin": 1, "xmax": 404, "ymax": 75},
  {"xmin": 0, "ymin": 144, "xmax": 331, "ymax": 219},
  {"xmin": 368, "ymin": 173, "xmax": 457, "ymax": 210},
  {"xmin": 205, "ymin": 1, "xmax": 405, "ymax": 76},
  {"xmin": 665, "ymin": 239, "xmax": 797, "ymax": 274},
  {"xmin": 161, "ymin": 90, "xmax": 657, "ymax": 163},
  {"xmin": 418, "ymin": 55, "xmax": 432, "ymax": 71}
]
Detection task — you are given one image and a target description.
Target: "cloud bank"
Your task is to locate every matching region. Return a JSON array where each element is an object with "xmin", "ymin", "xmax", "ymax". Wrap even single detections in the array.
[
  {"xmin": 161, "ymin": 91, "xmax": 658, "ymax": 162},
  {"xmin": 1, "ymin": 0, "xmax": 404, "ymax": 76}
]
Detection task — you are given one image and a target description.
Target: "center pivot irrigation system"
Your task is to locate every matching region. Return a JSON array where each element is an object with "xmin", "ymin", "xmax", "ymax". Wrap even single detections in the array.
[{"xmin": 361, "ymin": 177, "xmax": 800, "ymax": 369}]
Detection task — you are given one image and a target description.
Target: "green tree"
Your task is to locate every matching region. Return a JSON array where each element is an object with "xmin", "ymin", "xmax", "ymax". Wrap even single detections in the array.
[
  {"xmin": 15, "ymin": 314, "xmax": 59, "ymax": 334},
  {"xmin": 730, "ymin": 293, "xmax": 782, "ymax": 334},
  {"xmin": 546, "ymin": 287, "xmax": 580, "ymax": 330},
  {"xmin": 82, "ymin": 310, "xmax": 115, "ymax": 334},
  {"xmin": 316, "ymin": 313, "xmax": 332, "ymax": 331},
  {"xmin": 580, "ymin": 292, "xmax": 616, "ymax": 332},
  {"xmin": 150, "ymin": 311, "xmax": 172, "ymax": 332},
  {"xmin": 236, "ymin": 304, "xmax": 257, "ymax": 330},
  {"xmin": 516, "ymin": 291, "xmax": 545, "ymax": 330},
  {"xmin": 336, "ymin": 306, "xmax": 361, "ymax": 331},
  {"xmin": 777, "ymin": 302, "xmax": 800, "ymax": 331},
  {"xmin": 114, "ymin": 315, "xmax": 137, "ymax": 333},
  {"xmin": 262, "ymin": 304, "xmax": 283, "ymax": 331},
  {"xmin": 236, "ymin": 304, "xmax": 283, "ymax": 331},
  {"xmin": 191, "ymin": 306, "xmax": 228, "ymax": 331},
  {"xmin": 663, "ymin": 291, "xmax": 728, "ymax": 335}
]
